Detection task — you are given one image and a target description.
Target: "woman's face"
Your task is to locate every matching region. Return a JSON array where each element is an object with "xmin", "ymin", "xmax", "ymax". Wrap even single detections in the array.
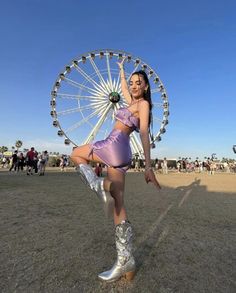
[{"xmin": 129, "ymin": 74, "xmax": 148, "ymax": 99}]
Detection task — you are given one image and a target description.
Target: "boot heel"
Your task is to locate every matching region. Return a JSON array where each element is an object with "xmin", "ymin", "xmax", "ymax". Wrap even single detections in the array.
[{"xmin": 124, "ymin": 271, "xmax": 135, "ymax": 281}]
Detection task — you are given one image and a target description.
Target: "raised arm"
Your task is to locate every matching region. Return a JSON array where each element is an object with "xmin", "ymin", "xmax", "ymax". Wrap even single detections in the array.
[
  {"xmin": 139, "ymin": 101, "xmax": 161, "ymax": 190},
  {"xmin": 117, "ymin": 59, "xmax": 132, "ymax": 105}
]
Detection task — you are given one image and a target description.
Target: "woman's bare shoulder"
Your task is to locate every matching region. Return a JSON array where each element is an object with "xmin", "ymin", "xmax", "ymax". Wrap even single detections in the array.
[{"xmin": 138, "ymin": 99, "xmax": 149, "ymax": 110}]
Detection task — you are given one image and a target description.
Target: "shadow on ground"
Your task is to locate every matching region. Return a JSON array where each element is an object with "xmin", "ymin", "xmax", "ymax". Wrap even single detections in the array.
[{"xmin": 0, "ymin": 171, "xmax": 235, "ymax": 292}]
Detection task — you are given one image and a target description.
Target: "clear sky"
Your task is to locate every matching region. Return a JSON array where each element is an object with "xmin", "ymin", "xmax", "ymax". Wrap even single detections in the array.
[{"xmin": 0, "ymin": 0, "xmax": 235, "ymax": 160}]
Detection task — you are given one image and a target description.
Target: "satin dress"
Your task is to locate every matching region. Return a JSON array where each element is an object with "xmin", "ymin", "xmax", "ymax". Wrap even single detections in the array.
[{"xmin": 89, "ymin": 108, "xmax": 139, "ymax": 173}]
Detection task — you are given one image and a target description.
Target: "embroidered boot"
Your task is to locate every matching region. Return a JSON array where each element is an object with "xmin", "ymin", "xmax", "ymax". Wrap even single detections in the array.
[
  {"xmin": 76, "ymin": 164, "xmax": 114, "ymax": 217},
  {"xmin": 98, "ymin": 220, "xmax": 136, "ymax": 282}
]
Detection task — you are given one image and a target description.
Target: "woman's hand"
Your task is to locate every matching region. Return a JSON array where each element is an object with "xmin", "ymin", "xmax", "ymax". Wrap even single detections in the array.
[
  {"xmin": 117, "ymin": 57, "xmax": 126, "ymax": 70},
  {"xmin": 145, "ymin": 168, "xmax": 161, "ymax": 190}
]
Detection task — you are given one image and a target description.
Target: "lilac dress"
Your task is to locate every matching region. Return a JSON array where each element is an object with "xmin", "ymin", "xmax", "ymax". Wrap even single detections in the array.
[{"xmin": 89, "ymin": 108, "xmax": 139, "ymax": 173}]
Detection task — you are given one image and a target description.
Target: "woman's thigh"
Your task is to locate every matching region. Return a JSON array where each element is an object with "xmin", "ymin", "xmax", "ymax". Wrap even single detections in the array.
[{"xmin": 71, "ymin": 144, "xmax": 105, "ymax": 165}]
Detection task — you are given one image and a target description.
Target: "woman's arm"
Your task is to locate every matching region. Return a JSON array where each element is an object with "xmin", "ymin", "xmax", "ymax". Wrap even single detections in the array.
[
  {"xmin": 139, "ymin": 101, "xmax": 161, "ymax": 189},
  {"xmin": 117, "ymin": 60, "xmax": 132, "ymax": 104},
  {"xmin": 139, "ymin": 101, "xmax": 152, "ymax": 167}
]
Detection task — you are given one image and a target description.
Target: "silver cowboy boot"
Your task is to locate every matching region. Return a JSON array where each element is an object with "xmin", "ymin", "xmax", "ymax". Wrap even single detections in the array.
[
  {"xmin": 98, "ymin": 220, "xmax": 136, "ymax": 282},
  {"xmin": 76, "ymin": 164, "xmax": 114, "ymax": 217}
]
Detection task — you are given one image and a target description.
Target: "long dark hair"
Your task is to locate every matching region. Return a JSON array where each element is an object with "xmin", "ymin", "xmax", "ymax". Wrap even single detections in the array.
[{"xmin": 131, "ymin": 70, "xmax": 154, "ymax": 140}]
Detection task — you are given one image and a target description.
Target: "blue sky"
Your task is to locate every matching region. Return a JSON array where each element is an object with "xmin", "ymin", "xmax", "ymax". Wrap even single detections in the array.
[{"xmin": 0, "ymin": 0, "xmax": 235, "ymax": 159}]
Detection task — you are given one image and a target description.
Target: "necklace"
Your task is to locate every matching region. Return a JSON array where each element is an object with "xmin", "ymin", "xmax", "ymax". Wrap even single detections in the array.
[{"xmin": 131, "ymin": 98, "xmax": 144, "ymax": 105}]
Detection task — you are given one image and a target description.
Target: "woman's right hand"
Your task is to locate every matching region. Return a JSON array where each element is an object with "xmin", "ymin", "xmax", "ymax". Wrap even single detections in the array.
[
  {"xmin": 117, "ymin": 57, "xmax": 126, "ymax": 70},
  {"xmin": 145, "ymin": 169, "xmax": 162, "ymax": 190}
]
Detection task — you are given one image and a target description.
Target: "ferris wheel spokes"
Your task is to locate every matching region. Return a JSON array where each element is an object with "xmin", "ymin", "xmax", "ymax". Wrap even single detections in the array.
[
  {"xmin": 89, "ymin": 57, "xmax": 111, "ymax": 94},
  {"xmin": 73, "ymin": 63, "xmax": 109, "ymax": 94},
  {"xmin": 83, "ymin": 102, "xmax": 113, "ymax": 144},
  {"xmin": 64, "ymin": 105, "xmax": 107, "ymax": 134},
  {"xmin": 56, "ymin": 93, "xmax": 106, "ymax": 101},
  {"xmin": 62, "ymin": 76, "xmax": 105, "ymax": 97}
]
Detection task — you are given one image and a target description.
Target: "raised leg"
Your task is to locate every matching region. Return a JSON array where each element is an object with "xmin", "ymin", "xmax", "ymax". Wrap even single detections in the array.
[{"xmin": 70, "ymin": 145, "xmax": 114, "ymax": 217}]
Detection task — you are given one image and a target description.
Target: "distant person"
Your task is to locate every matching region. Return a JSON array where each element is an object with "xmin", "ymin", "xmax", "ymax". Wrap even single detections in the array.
[
  {"xmin": 60, "ymin": 155, "xmax": 66, "ymax": 171},
  {"xmin": 26, "ymin": 147, "xmax": 35, "ymax": 175},
  {"xmin": 1, "ymin": 156, "xmax": 7, "ymax": 168},
  {"xmin": 9, "ymin": 151, "xmax": 18, "ymax": 172},
  {"xmin": 177, "ymin": 161, "xmax": 181, "ymax": 173},
  {"xmin": 33, "ymin": 151, "xmax": 39, "ymax": 173},
  {"xmin": 38, "ymin": 151, "xmax": 49, "ymax": 176},
  {"xmin": 95, "ymin": 163, "xmax": 103, "ymax": 177},
  {"xmin": 17, "ymin": 153, "xmax": 25, "ymax": 171},
  {"xmin": 162, "ymin": 157, "xmax": 168, "ymax": 174}
]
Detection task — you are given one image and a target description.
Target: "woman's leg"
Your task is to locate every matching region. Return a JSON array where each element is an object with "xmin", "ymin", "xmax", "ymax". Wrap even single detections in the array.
[
  {"xmin": 71, "ymin": 145, "xmax": 114, "ymax": 217},
  {"xmin": 71, "ymin": 144, "xmax": 112, "ymax": 191},
  {"xmin": 107, "ymin": 167, "xmax": 127, "ymax": 225},
  {"xmin": 98, "ymin": 167, "xmax": 136, "ymax": 282}
]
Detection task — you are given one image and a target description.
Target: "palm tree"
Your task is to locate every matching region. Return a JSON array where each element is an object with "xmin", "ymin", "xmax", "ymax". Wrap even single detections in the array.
[
  {"xmin": 15, "ymin": 140, "xmax": 23, "ymax": 151},
  {"xmin": 0, "ymin": 146, "xmax": 8, "ymax": 153}
]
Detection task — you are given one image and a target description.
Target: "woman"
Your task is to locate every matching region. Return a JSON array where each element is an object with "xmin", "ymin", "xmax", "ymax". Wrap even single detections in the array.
[{"xmin": 70, "ymin": 58, "xmax": 161, "ymax": 282}]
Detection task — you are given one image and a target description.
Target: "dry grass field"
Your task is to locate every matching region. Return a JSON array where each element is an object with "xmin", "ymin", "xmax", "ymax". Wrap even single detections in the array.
[{"xmin": 0, "ymin": 169, "xmax": 235, "ymax": 292}]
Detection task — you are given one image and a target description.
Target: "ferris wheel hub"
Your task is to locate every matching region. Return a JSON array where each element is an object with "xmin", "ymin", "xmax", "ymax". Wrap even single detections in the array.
[{"xmin": 109, "ymin": 92, "xmax": 120, "ymax": 103}]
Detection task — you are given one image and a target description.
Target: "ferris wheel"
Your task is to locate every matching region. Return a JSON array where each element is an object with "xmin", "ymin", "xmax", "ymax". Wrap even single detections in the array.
[{"xmin": 50, "ymin": 49, "xmax": 169, "ymax": 159}]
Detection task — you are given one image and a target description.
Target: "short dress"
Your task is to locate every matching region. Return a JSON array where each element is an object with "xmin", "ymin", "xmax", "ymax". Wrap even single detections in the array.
[{"xmin": 89, "ymin": 108, "xmax": 139, "ymax": 173}]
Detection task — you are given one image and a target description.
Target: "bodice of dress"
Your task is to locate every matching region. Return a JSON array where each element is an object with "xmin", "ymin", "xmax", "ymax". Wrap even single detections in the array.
[{"xmin": 115, "ymin": 108, "xmax": 139, "ymax": 131}]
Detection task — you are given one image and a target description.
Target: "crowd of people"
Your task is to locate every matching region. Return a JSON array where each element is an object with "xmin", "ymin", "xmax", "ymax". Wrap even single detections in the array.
[
  {"xmin": 130, "ymin": 157, "xmax": 236, "ymax": 174},
  {"xmin": 1, "ymin": 151, "xmax": 235, "ymax": 176},
  {"xmin": 1, "ymin": 147, "xmax": 49, "ymax": 176}
]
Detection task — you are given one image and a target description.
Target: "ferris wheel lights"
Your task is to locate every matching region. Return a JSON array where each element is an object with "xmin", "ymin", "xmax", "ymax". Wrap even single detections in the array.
[
  {"xmin": 151, "ymin": 142, "xmax": 156, "ymax": 149},
  {"xmin": 99, "ymin": 51, "xmax": 104, "ymax": 58},
  {"xmin": 50, "ymin": 110, "xmax": 56, "ymax": 117},
  {"xmin": 59, "ymin": 73, "xmax": 65, "ymax": 80},
  {"xmin": 160, "ymin": 128, "xmax": 166, "ymax": 134},
  {"xmin": 90, "ymin": 53, "xmax": 95, "ymax": 59},
  {"xmin": 57, "ymin": 130, "xmax": 64, "ymax": 136},
  {"xmin": 53, "ymin": 120, "xmax": 59, "ymax": 127},
  {"xmin": 51, "ymin": 91, "xmax": 57, "ymax": 97},
  {"xmin": 66, "ymin": 66, "xmax": 71, "ymax": 72},
  {"xmin": 82, "ymin": 56, "xmax": 86, "ymax": 63},
  {"xmin": 142, "ymin": 64, "xmax": 147, "ymax": 70},
  {"xmin": 64, "ymin": 139, "xmax": 70, "ymax": 145},
  {"xmin": 163, "ymin": 119, "xmax": 169, "ymax": 125},
  {"xmin": 154, "ymin": 77, "xmax": 159, "ymax": 83},
  {"xmin": 50, "ymin": 100, "xmax": 56, "ymax": 106},
  {"xmin": 73, "ymin": 60, "xmax": 78, "ymax": 65},
  {"xmin": 163, "ymin": 101, "xmax": 169, "ymax": 108}
]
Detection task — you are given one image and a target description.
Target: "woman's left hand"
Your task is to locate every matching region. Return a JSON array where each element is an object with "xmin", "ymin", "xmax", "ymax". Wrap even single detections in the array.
[{"xmin": 145, "ymin": 169, "xmax": 161, "ymax": 190}]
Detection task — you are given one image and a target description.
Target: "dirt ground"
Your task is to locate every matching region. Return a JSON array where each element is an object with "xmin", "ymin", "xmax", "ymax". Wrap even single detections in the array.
[{"xmin": 0, "ymin": 169, "xmax": 235, "ymax": 293}]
